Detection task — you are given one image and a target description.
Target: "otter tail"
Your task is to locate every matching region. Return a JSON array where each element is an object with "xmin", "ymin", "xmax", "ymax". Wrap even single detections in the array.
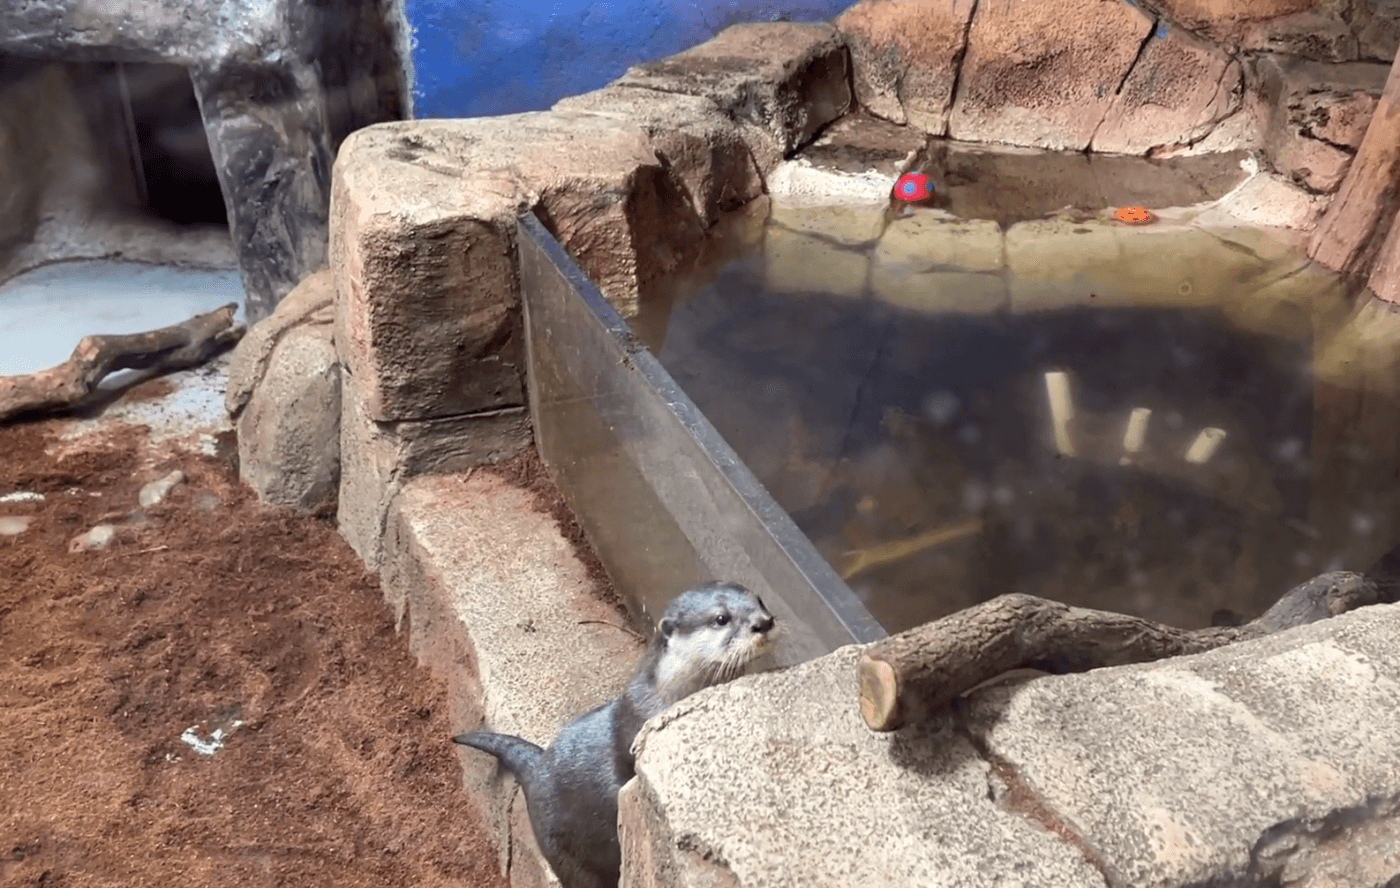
[{"xmin": 453, "ymin": 731, "xmax": 545, "ymax": 790}]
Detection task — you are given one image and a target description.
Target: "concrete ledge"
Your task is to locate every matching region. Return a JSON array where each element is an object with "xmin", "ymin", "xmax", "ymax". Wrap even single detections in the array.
[
  {"xmin": 969, "ymin": 603, "xmax": 1400, "ymax": 887},
  {"xmin": 623, "ymin": 603, "xmax": 1400, "ymax": 888},
  {"xmin": 380, "ymin": 471, "xmax": 644, "ymax": 888},
  {"xmin": 621, "ymin": 645, "xmax": 1107, "ymax": 888},
  {"xmin": 337, "ymin": 381, "xmax": 529, "ymax": 569}
]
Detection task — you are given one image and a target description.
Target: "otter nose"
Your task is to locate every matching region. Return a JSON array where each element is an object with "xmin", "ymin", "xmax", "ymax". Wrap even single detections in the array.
[{"xmin": 752, "ymin": 615, "xmax": 775, "ymax": 634}]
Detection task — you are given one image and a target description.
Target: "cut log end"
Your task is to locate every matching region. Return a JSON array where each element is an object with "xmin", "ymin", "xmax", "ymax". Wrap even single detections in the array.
[{"xmin": 858, "ymin": 654, "xmax": 899, "ymax": 732}]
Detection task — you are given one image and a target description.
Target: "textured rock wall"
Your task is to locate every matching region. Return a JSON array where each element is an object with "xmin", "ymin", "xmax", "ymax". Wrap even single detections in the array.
[
  {"xmin": 834, "ymin": 0, "xmax": 1399, "ymax": 281},
  {"xmin": 0, "ymin": 57, "xmax": 143, "ymax": 279},
  {"xmin": 0, "ymin": 0, "xmax": 407, "ymax": 321},
  {"xmin": 324, "ymin": 22, "xmax": 848, "ymax": 566},
  {"xmin": 835, "ymin": 0, "xmax": 1391, "ymax": 164}
]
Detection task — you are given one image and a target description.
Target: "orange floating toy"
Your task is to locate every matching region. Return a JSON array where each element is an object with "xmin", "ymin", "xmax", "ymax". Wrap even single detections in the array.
[{"xmin": 1114, "ymin": 205, "xmax": 1156, "ymax": 225}]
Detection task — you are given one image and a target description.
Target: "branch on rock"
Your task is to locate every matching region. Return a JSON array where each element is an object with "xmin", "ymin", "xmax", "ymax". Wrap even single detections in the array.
[
  {"xmin": 0, "ymin": 303, "xmax": 244, "ymax": 422},
  {"xmin": 858, "ymin": 571, "xmax": 1392, "ymax": 732}
]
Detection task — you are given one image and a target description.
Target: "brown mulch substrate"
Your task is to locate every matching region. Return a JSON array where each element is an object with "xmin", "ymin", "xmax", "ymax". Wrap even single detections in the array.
[{"xmin": 0, "ymin": 417, "xmax": 508, "ymax": 888}]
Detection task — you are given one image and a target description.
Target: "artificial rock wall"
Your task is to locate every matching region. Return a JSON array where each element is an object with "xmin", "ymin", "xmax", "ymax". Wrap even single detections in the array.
[
  {"xmin": 231, "ymin": 3, "xmax": 1400, "ymax": 531},
  {"xmin": 0, "ymin": 0, "xmax": 408, "ymax": 321},
  {"xmin": 832, "ymin": 0, "xmax": 1400, "ymax": 296}
]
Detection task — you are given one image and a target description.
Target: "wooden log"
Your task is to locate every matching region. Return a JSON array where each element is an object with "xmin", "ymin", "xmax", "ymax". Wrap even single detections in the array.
[
  {"xmin": 1309, "ymin": 43, "xmax": 1400, "ymax": 277},
  {"xmin": 1367, "ymin": 198, "xmax": 1400, "ymax": 303},
  {"xmin": 0, "ymin": 303, "xmax": 243, "ymax": 422},
  {"xmin": 858, "ymin": 571, "xmax": 1389, "ymax": 732}
]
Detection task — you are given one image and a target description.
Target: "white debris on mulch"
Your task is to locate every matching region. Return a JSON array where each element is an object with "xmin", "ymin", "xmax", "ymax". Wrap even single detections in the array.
[
  {"xmin": 0, "ymin": 516, "xmax": 32, "ymax": 536},
  {"xmin": 69, "ymin": 524, "xmax": 116, "ymax": 552},
  {"xmin": 139, "ymin": 470, "xmax": 186, "ymax": 508},
  {"xmin": 180, "ymin": 718, "xmax": 246, "ymax": 756}
]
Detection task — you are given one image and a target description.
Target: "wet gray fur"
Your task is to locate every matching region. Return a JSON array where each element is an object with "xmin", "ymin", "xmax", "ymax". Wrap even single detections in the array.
[{"xmin": 453, "ymin": 581, "xmax": 776, "ymax": 888}]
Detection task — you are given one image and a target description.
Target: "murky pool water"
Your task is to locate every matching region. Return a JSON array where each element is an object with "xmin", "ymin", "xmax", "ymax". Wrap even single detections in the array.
[{"xmin": 634, "ymin": 206, "xmax": 1400, "ymax": 634}]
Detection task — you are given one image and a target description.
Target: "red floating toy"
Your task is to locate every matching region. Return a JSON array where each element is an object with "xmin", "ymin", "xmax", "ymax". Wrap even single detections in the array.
[
  {"xmin": 1114, "ymin": 205, "xmax": 1156, "ymax": 225},
  {"xmin": 893, "ymin": 171, "xmax": 935, "ymax": 203}
]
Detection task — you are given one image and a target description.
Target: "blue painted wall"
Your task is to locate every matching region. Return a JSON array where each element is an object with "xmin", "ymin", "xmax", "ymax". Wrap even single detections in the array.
[{"xmin": 405, "ymin": 0, "xmax": 853, "ymax": 120}]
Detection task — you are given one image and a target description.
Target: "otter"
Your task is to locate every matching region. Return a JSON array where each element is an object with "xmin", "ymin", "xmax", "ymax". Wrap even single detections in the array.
[{"xmin": 453, "ymin": 581, "xmax": 777, "ymax": 888}]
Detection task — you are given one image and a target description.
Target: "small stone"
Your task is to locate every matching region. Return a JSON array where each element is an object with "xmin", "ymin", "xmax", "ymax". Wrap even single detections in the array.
[
  {"xmin": 139, "ymin": 471, "xmax": 186, "ymax": 508},
  {"xmin": 0, "ymin": 516, "xmax": 33, "ymax": 536},
  {"xmin": 69, "ymin": 524, "xmax": 116, "ymax": 553}
]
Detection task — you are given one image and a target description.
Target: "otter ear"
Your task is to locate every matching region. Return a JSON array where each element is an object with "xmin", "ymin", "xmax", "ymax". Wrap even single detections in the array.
[{"xmin": 660, "ymin": 617, "xmax": 677, "ymax": 638}]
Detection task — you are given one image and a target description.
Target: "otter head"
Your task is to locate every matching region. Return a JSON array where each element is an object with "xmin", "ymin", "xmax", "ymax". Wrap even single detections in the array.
[{"xmin": 653, "ymin": 581, "xmax": 777, "ymax": 703}]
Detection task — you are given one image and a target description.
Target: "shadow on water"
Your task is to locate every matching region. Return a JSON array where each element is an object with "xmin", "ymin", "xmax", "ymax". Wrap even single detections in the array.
[{"xmin": 638, "ymin": 239, "xmax": 1400, "ymax": 635}]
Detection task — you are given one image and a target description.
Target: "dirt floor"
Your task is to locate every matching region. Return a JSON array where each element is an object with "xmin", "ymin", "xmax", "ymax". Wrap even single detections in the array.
[{"xmin": 0, "ymin": 413, "xmax": 509, "ymax": 888}]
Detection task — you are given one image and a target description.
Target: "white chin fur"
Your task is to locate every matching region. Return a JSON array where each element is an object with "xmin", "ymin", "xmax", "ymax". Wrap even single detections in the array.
[{"xmin": 656, "ymin": 625, "xmax": 775, "ymax": 701}]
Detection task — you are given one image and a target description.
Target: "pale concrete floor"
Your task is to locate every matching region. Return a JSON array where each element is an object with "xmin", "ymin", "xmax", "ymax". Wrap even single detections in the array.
[{"xmin": 0, "ymin": 259, "xmax": 245, "ymax": 444}]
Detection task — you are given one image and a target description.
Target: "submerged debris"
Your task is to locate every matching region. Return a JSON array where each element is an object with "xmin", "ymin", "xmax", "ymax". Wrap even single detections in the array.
[{"xmin": 68, "ymin": 523, "xmax": 116, "ymax": 552}]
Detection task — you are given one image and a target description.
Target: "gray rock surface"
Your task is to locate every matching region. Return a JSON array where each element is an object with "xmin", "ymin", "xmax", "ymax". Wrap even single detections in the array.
[
  {"xmin": 622, "ymin": 645, "xmax": 1108, "ymax": 888},
  {"xmin": 336, "ymin": 381, "xmax": 529, "ymax": 569},
  {"xmin": 967, "ymin": 603, "xmax": 1400, "ymax": 888},
  {"xmin": 1252, "ymin": 54, "xmax": 1389, "ymax": 196},
  {"xmin": 553, "ymin": 87, "xmax": 765, "ymax": 229},
  {"xmin": 227, "ymin": 266, "xmax": 341, "ymax": 515},
  {"xmin": 623, "ymin": 604, "xmax": 1400, "ymax": 888},
  {"xmin": 1090, "ymin": 25, "xmax": 1241, "ymax": 155},
  {"xmin": 834, "ymin": 0, "xmax": 974, "ymax": 133},
  {"xmin": 330, "ymin": 113, "xmax": 706, "ymax": 424},
  {"xmin": 949, "ymin": 0, "xmax": 1154, "ymax": 151},
  {"xmin": 226, "ymin": 268, "xmax": 335, "ymax": 417},
  {"xmin": 236, "ymin": 320, "xmax": 341, "ymax": 517},
  {"xmin": 191, "ymin": 60, "xmax": 335, "ymax": 320},
  {"xmin": 382, "ymin": 472, "xmax": 644, "ymax": 888}
]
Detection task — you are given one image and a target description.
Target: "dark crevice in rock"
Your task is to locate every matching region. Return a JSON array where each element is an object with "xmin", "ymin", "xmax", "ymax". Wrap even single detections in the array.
[
  {"xmin": 1244, "ymin": 792, "xmax": 1400, "ymax": 884},
  {"xmin": 503, "ymin": 791, "xmax": 520, "ymax": 885},
  {"xmin": 952, "ymin": 701, "xmax": 1116, "ymax": 888},
  {"xmin": 838, "ymin": 42, "xmax": 860, "ymax": 124},
  {"xmin": 1302, "ymin": 127, "xmax": 1362, "ymax": 156},
  {"xmin": 399, "ymin": 404, "xmax": 530, "ymax": 426},
  {"xmin": 1289, "ymin": 169, "xmax": 1340, "ymax": 197},
  {"xmin": 1115, "ymin": 17, "xmax": 1159, "ymax": 99},
  {"xmin": 796, "ymin": 83, "xmax": 853, "ymax": 159},
  {"xmin": 1144, "ymin": 61, "xmax": 1242, "ymax": 159},
  {"xmin": 1087, "ymin": 16, "xmax": 1158, "ymax": 154},
  {"xmin": 942, "ymin": 0, "xmax": 979, "ymax": 136},
  {"xmin": 890, "ymin": 63, "xmax": 909, "ymax": 126},
  {"xmin": 1202, "ymin": 55, "xmax": 1244, "ymax": 128}
]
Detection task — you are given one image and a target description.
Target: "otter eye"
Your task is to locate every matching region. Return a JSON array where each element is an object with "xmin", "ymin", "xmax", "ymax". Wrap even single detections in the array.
[{"xmin": 712, "ymin": 613, "xmax": 730, "ymax": 627}]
